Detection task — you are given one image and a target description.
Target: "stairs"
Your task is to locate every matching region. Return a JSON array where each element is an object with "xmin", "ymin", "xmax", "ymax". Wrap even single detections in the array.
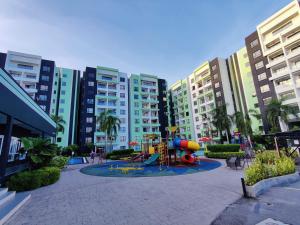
[{"xmin": 0, "ymin": 188, "xmax": 31, "ymax": 225}]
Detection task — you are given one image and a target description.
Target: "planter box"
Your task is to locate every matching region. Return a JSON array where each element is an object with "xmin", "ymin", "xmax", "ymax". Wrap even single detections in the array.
[{"xmin": 246, "ymin": 172, "xmax": 300, "ymax": 198}]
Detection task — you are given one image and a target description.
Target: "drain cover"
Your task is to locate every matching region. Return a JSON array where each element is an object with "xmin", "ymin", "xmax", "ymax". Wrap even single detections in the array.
[{"xmin": 256, "ymin": 218, "xmax": 289, "ymax": 225}]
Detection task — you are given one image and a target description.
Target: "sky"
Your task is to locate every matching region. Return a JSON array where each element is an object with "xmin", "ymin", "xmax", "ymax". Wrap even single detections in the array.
[{"xmin": 0, "ymin": 0, "xmax": 292, "ymax": 85}]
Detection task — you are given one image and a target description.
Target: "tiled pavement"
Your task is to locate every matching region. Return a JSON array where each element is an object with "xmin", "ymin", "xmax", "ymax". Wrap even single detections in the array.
[{"xmin": 5, "ymin": 160, "xmax": 244, "ymax": 225}]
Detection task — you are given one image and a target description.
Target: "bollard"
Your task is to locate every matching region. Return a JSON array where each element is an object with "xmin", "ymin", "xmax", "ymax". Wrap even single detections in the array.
[{"xmin": 241, "ymin": 178, "xmax": 248, "ymax": 198}]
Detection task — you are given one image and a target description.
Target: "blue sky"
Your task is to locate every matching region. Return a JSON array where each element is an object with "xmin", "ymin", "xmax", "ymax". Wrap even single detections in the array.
[{"xmin": 0, "ymin": 0, "xmax": 291, "ymax": 84}]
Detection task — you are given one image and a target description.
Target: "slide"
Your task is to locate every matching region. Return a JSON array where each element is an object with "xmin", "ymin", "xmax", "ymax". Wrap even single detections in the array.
[
  {"xmin": 173, "ymin": 138, "xmax": 200, "ymax": 164},
  {"xmin": 131, "ymin": 152, "xmax": 144, "ymax": 161},
  {"xmin": 143, "ymin": 153, "xmax": 160, "ymax": 166}
]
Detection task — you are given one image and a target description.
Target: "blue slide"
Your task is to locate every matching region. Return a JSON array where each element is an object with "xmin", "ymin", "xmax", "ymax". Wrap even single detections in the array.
[{"xmin": 143, "ymin": 153, "xmax": 160, "ymax": 165}]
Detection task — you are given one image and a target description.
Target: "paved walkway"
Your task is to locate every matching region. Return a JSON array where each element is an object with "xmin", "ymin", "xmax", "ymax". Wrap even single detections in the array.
[
  {"xmin": 212, "ymin": 179, "xmax": 300, "ymax": 225},
  {"xmin": 6, "ymin": 160, "xmax": 244, "ymax": 225}
]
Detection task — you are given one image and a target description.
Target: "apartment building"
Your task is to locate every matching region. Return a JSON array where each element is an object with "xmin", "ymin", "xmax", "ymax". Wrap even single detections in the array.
[
  {"xmin": 254, "ymin": 0, "xmax": 300, "ymax": 131},
  {"xmin": 168, "ymin": 79, "xmax": 195, "ymax": 140},
  {"xmin": 157, "ymin": 79, "xmax": 169, "ymax": 138},
  {"xmin": 129, "ymin": 74, "xmax": 161, "ymax": 147},
  {"xmin": 79, "ymin": 66, "xmax": 129, "ymax": 151},
  {"xmin": 227, "ymin": 47, "xmax": 263, "ymax": 133},
  {"xmin": 50, "ymin": 67, "xmax": 80, "ymax": 147}
]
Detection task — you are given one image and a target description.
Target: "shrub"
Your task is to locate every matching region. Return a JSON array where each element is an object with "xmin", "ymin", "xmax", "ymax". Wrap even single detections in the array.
[
  {"xmin": 244, "ymin": 161, "xmax": 269, "ymax": 186},
  {"xmin": 206, "ymin": 144, "xmax": 240, "ymax": 153},
  {"xmin": 7, "ymin": 167, "xmax": 60, "ymax": 192},
  {"xmin": 106, "ymin": 149, "xmax": 134, "ymax": 159},
  {"xmin": 275, "ymin": 156, "xmax": 295, "ymax": 176},
  {"xmin": 255, "ymin": 151, "xmax": 278, "ymax": 164},
  {"xmin": 49, "ymin": 156, "xmax": 69, "ymax": 169},
  {"xmin": 205, "ymin": 151, "xmax": 245, "ymax": 159}
]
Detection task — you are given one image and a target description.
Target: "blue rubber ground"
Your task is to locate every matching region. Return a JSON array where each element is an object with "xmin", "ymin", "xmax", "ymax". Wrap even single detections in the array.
[{"xmin": 80, "ymin": 159, "xmax": 221, "ymax": 177}]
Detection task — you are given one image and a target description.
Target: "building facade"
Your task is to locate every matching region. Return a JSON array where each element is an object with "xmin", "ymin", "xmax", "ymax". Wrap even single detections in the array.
[
  {"xmin": 157, "ymin": 79, "xmax": 169, "ymax": 139},
  {"xmin": 79, "ymin": 66, "xmax": 129, "ymax": 151}
]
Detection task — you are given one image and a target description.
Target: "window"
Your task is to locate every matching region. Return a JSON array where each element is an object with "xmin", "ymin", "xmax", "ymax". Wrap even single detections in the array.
[
  {"xmin": 213, "ymin": 74, "xmax": 218, "ymax": 80},
  {"xmin": 120, "ymin": 85, "xmax": 125, "ymax": 90},
  {"xmin": 120, "ymin": 118, "xmax": 126, "ymax": 124},
  {"xmin": 120, "ymin": 93, "xmax": 125, "ymax": 98},
  {"xmin": 85, "ymin": 127, "xmax": 92, "ymax": 133},
  {"xmin": 253, "ymin": 50, "xmax": 261, "ymax": 58},
  {"xmin": 192, "ymin": 93, "xmax": 196, "ymax": 98},
  {"xmin": 192, "ymin": 86, "xmax": 195, "ymax": 90},
  {"xmin": 40, "ymin": 85, "xmax": 48, "ymax": 91},
  {"xmin": 42, "ymin": 66, "xmax": 51, "ymax": 72},
  {"xmin": 216, "ymin": 91, "xmax": 221, "ymax": 97},
  {"xmin": 120, "ymin": 101, "xmax": 125, "ymax": 106},
  {"xmin": 87, "ymin": 108, "xmax": 93, "ymax": 113},
  {"xmin": 214, "ymin": 82, "xmax": 220, "ymax": 88},
  {"xmin": 193, "ymin": 101, "xmax": 197, "ymax": 106},
  {"xmin": 134, "ymin": 87, "xmax": 139, "ymax": 92},
  {"xmin": 88, "ymin": 73, "xmax": 94, "ymax": 78},
  {"xmin": 87, "ymin": 99, "xmax": 94, "ymax": 104},
  {"xmin": 59, "ymin": 108, "xmax": 64, "ymax": 113},
  {"xmin": 120, "ymin": 109, "xmax": 126, "ymax": 115},
  {"xmin": 62, "ymin": 81, "xmax": 67, "ymax": 86},
  {"xmin": 260, "ymin": 84, "xmax": 270, "ymax": 93},
  {"xmin": 60, "ymin": 99, "xmax": 65, "ymax": 104},
  {"xmin": 134, "ymin": 79, "xmax": 138, "ymax": 84},
  {"xmin": 212, "ymin": 65, "xmax": 217, "ymax": 71},
  {"xmin": 258, "ymin": 72, "xmax": 267, "ymax": 81},
  {"xmin": 120, "ymin": 77, "xmax": 125, "ymax": 82},
  {"xmin": 120, "ymin": 136, "xmax": 126, "ymax": 142},
  {"xmin": 17, "ymin": 64, "xmax": 33, "ymax": 70},
  {"xmin": 263, "ymin": 97, "xmax": 272, "ymax": 105},
  {"xmin": 57, "ymin": 137, "xmax": 62, "ymax": 143},
  {"xmin": 120, "ymin": 127, "xmax": 126, "ymax": 133},
  {"xmin": 250, "ymin": 39, "xmax": 259, "ymax": 48},
  {"xmin": 41, "ymin": 75, "xmax": 49, "ymax": 81},
  {"xmin": 40, "ymin": 105, "xmax": 46, "ymax": 111},
  {"xmin": 195, "ymin": 117, "xmax": 199, "ymax": 122},
  {"xmin": 135, "ymin": 127, "xmax": 140, "ymax": 132},
  {"xmin": 61, "ymin": 90, "xmax": 65, "ymax": 95},
  {"xmin": 88, "ymin": 81, "xmax": 94, "ymax": 87},
  {"xmin": 134, "ymin": 94, "xmax": 139, "ymax": 99},
  {"xmin": 63, "ymin": 74, "xmax": 67, "ymax": 78},
  {"xmin": 85, "ymin": 137, "xmax": 92, "ymax": 143},
  {"xmin": 134, "ymin": 110, "xmax": 139, "ymax": 116},
  {"xmin": 86, "ymin": 117, "xmax": 93, "ymax": 123},
  {"xmin": 255, "ymin": 61, "xmax": 264, "ymax": 70},
  {"xmin": 39, "ymin": 95, "xmax": 47, "ymax": 101},
  {"xmin": 194, "ymin": 109, "xmax": 198, "ymax": 113}
]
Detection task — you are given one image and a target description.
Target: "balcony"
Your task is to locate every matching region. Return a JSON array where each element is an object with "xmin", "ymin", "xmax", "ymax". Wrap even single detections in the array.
[
  {"xmin": 266, "ymin": 55, "xmax": 285, "ymax": 68},
  {"xmin": 270, "ymin": 68, "xmax": 289, "ymax": 80},
  {"xmin": 275, "ymin": 83, "xmax": 293, "ymax": 93}
]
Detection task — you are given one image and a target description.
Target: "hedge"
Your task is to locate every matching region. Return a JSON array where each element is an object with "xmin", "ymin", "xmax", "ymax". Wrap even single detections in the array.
[
  {"xmin": 206, "ymin": 144, "xmax": 240, "ymax": 153},
  {"xmin": 7, "ymin": 167, "xmax": 60, "ymax": 192},
  {"xmin": 49, "ymin": 156, "xmax": 69, "ymax": 169},
  {"xmin": 106, "ymin": 149, "xmax": 134, "ymax": 159},
  {"xmin": 205, "ymin": 151, "xmax": 245, "ymax": 159}
]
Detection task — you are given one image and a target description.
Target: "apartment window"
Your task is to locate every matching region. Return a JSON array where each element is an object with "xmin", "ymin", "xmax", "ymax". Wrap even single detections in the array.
[
  {"xmin": 59, "ymin": 108, "xmax": 64, "ymax": 113},
  {"xmin": 255, "ymin": 61, "xmax": 264, "ymax": 70},
  {"xmin": 253, "ymin": 50, "xmax": 261, "ymax": 58},
  {"xmin": 62, "ymin": 81, "xmax": 67, "ymax": 86},
  {"xmin": 193, "ymin": 101, "xmax": 197, "ymax": 106},
  {"xmin": 216, "ymin": 91, "xmax": 221, "ymax": 97},
  {"xmin": 134, "ymin": 87, "xmax": 139, "ymax": 92},
  {"xmin": 120, "ymin": 109, "xmax": 126, "ymax": 115},
  {"xmin": 185, "ymin": 112, "xmax": 189, "ymax": 116},
  {"xmin": 61, "ymin": 90, "xmax": 65, "ymax": 95},
  {"xmin": 41, "ymin": 75, "xmax": 49, "ymax": 81},
  {"xmin": 86, "ymin": 127, "xmax": 92, "ymax": 133},
  {"xmin": 42, "ymin": 66, "xmax": 51, "ymax": 72},
  {"xmin": 120, "ymin": 85, "xmax": 125, "ymax": 90},
  {"xmin": 120, "ymin": 118, "xmax": 126, "ymax": 124},
  {"xmin": 263, "ymin": 97, "xmax": 272, "ymax": 105},
  {"xmin": 194, "ymin": 109, "xmax": 198, "ymax": 113},
  {"xmin": 120, "ymin": 77, "xmax": 125, "ymax": 82},
  {"xmin": 87, "ymin": 99, "xmax": 94, "ymax": 104},
  {"xmin": 85, "ymin": 137, "xmax": 92, "ymax": 143},
  {"xmin": 192, "ymin": 93, "xmax": 196, "ymax": 98},
  {"xmin": 135, "ymin": 127, "xmax": 140, "ymax": 132},
  {"xmin": 119, "ymin": 101, "xmax": 125, "ymax": 106},
  {"xmin": 119, "ymin": 136, "xmax": 126, "ymax": 142},
  {"xmin": 40, "ymin": 85, "xmax": 48, "ymax": 91},
  {"xmin": 134, "ymin": 102, "xmax": 139, "ymax": 107},
  {"xmin": 214, "ymin": 82, "xmax": 220, "ymax": 88},
  {"xmin": 134, "ymin": 110, "xmax": 139, "ymax": 116},
  {"xmin": 88, "ymin": 73, "xmax": 95, "ymax": 78},
  {"xmin": 88, "ymin": 81, "xmax": 94, "ymax": 87},
  {"xmin": 195, "ymin": 117, "xmax": 199, "ymax": 122},
  {"xmin": 120, "ymin": 93, "xmax": 125, "ymax": 98},
  {"xmin": 57, "ymin": 137, "xmax": 62, "ymax": 143},
  {"xmin": 39, "ymin": 95, "xmax": 47, "ymax": 101},
  {"xmin": 135, "ymin": 119, "xmax": 140, "ymax": 124},
  {"xmin": 87, "ymin": 108, "xmax": 93, "ymax": 113},
  {"xmin": 52, "ymin": 99, "xmax": 55, "ymax": 104},
  {"xmin": 17, "ymin": 64, "xmax": 33, "ymax": 70},
  {"xmin": 213, "ymin": 74, "xmax": 218, "ymax": 80},
  {"xmin": 134, "ymin": 94, "xmax": 139, "ymax": 99},
  {"xmin": 212, "ymin": 65, "xmax": 217, "ymax": 71},
  {"xmin": 63, "ymin": 74, "xmax": 67, "ymax": 78},
  {"xmin": 192, "ymin": 86, "xmax": 195, "ymax": 90},
  {"xmin": 120, "ymin": 127, "xmax": 126, "ymax": 133},
  {"xmin": 60, "ymin": 99, "xmax": 65, "ymax": 104},
  {"xmin": 250, "ymin": 39, "xmax": 259, "ymax": 48},
  {"xmin": 258, "ymin": 72, "xmax": 267, "ymax": 81},
  {"xmin": 40, "ymin": 105, "xmax": 46, "ymax": 111},
  {"xmin": 86, "ymin": 117, "xmax": 93, "ymax": 123},
  {"xmin": 260, "ymin": 84, "xmax": 270, "ymax": 93},
  {"xmin": 134, "ymin": 79, "xmax": 139, "ymax": 84}
]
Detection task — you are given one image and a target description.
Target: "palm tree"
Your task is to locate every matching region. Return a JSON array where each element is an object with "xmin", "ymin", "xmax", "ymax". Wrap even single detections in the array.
[
  {"xmin": 231, "ymin": 111, "xmax": 246, "ymax": 135},
  {"xmin": 265, "ymin": 99, "xmax": 298, "ymax": 132},
  {"xmin": 96, "ymin": 110, "xmax": 121, "ymax": 152},
  {"xmin": 51, "ymin": 115, "xmax": 66, "ymax": 135},
  {"xmin": 211, "ymin": 105, "xmax": 231, "ymax": 143}
]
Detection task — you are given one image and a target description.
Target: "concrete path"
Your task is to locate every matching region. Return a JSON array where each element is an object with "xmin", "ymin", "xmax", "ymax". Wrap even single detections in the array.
[
  {"xmin": 212, "ymin": 179, "xmax": 300, "ymax": 225},
  {"xmin": 5, "ymin": 160, "xmax": 244, "ymax": 225}
]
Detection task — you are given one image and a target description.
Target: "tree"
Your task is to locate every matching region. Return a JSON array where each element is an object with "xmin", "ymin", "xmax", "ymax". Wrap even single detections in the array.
[
  {"xmin": 211, "ymin": 105, "xmax": 231, "ymax": 143},
  {"xmin": 265, "ymin": 99, "xmax": 298, "ymax": 132},
  {"xmin": 20, "ymin": 137, "xmax": 58, "ymax": 169},
  {"xmin": 231, "ymin": 111, "xmax": 246, "ymax": 135},
  {"xmin": 51, "ymin": 115, "xmax": 66, "ymax": 135},
  {"xmin": 96, "ymin": 110, "xmax": 121, "ymax": 152}
]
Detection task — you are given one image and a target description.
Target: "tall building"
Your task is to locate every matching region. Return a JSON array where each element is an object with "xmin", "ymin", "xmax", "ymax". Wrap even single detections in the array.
[
  {"xmin": 79, "ymin": 66, "xmax": 129, "ymax": 151},
  {"xmin": 129, "ymin": 73, "xmax": 161, "ymax": 147},
  {"xmin": 168, "ymin": 79, "xmax": 195, "ymax": 140},
  {"xmin": 157, "ymin": 79, "xmax": 169, "ymax": 139},
  {"xmin": 254, "ymin": 0, "xmax": 300, "ymax": 131},
  {"xmin": 50, "ymin": 67, "xmax": 80, "ymax": 147},
  {"xmin": 227, "ymin": 47, "xmax": 263, "ymax": 133}
]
